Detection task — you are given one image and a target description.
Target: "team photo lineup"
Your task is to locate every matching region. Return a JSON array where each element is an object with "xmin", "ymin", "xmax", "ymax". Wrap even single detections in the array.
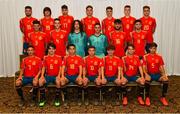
[{"xmin": 16, "ymin": 4, "xmax": 169, "ymax": 107}]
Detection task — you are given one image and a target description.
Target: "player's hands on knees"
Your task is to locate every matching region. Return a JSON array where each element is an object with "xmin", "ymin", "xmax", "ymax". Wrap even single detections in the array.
[
  {"xmin": 56, "ymin": 76, "xmax": 61, "ymax": 81},
  {"xmin": 115, "ymin": 78, "xmax": 121, "ymax": 86},
  {"xmin": 145, "ymin": 74, "xmax": 151, "ymax": 81},
  {"xmin": 101, "ymin": 77, "xmax": 107, "ymax": 85},
  {"xmin": 120, "ymin": 77, "xmax": 127, "ymax": 84},
  {"xmin": 39, "ymin": 76, "xmax": 45, "ymax": 83},
  {"xmin": 76, "ymin": 76, "xmax": 83, "ymax": 82}
]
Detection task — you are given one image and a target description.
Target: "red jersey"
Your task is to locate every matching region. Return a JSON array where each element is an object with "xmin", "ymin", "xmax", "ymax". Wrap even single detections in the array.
[
  {"xmin": 84, "ymin": 56, "xmax": 103, "ymax": 76},
  {"xmin": 131, "ymin": 30, "xmax": 148, "ymax": 56},
  {"xmin": 103, "ymin": 56, "xmax": 123, "ymax": 77},
  {"xmin": 50, "ymin": 29, "xmax": 68, "ymax": 57},
  {"xmin": 29, "ymin": 31, "xmax": 47, "ymax": 59},
  {"xmin": 21, "ymin": 56, "xmax": 42, "ymax": 77},
  {"xmin": 122, "ymin": 55, "xmax": 141, "ymax": 77},
  {"xmin": 43, "ymin": 55, "xmax": 62, "ymax": 76},
  {"xmin": 143, "ymin": 53, "xmax": 164, "ymax": 74},
  {"xmin": 102, "ymin": 17, "xmax": 115, "ymax": 42},
  {"xmin": 40, "ymin": 17, "xmax": 54, "ymax": 43},
  {"xmin": 140, "ymin": 16, "xmax": 156, "ymax": 43},
  {"xmin": 59, "ymin": 15, "xmax": 74, "ymax": 34},
  {"xmin": 81, "ymin": 16, "xmax": 100, "ymax": 37},
  {"xmin": 19, "ymin": 17, "xmax": 37, "ymax": 42},
  {"xmin": 63, "ymin": 55, "xmax": 83, "ymax": 76},
  {"xmin": 110, "ymin": 31, "xmax": 127, "ymax": 58},
  {"xmin": 121, "ymin": 16, "xmax": 136, "ymax": 42}
]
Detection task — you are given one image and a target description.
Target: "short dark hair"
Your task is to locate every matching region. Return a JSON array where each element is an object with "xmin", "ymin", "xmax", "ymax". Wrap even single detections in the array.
[
  {"xmin": 94, "ymin": 23, "xmax": 101, "ymax": 27},
  {"xmin": 86, "ymin": 5, "xmax": 93, "ymax": 10},
  {"xmin": 47, "ymin": 43, "xmax": 56, "ymax": 49},
  {"xmin": 27, "ymin": 45, "xmax": 34, "ymax": 49},
  {"xmin": 114, "ymin": 19, "xmax": 122, "ymax": 24},
  {"xmin": 134, "ymin": 19, "xmax": 142, "ymax": 24},
  {"xmin": 25, "ymin": 6, "xmax": 32, "ymax": 10},
  {"xmin": 143, "ymin": 5, "xmax": 150, "ymax": 10},
  {"xmin": 149, "ymin": 42, "xmax": 158, "ymax": 48},
  {"xmin": 43, "ymin": 7, "xmax": 51, "ymax": 15},
  {"xmin": 61, "ymin": 5, "xmax": 68, "ymax": 9},
  {"xmin": 33, "ymin": 20, "xmax": 40, "ymax": 25},
  {"xmin": 54, "ymin": 18, "xmax": 60, "ymax": 22},
  {"xmin": 127, "ymin": 43, "xmax": 135, "ymax": 49},
  {"xmin": 106, "ymin": 45, "xmax": 115, "ymax": 51},
  {"xmin": 106, "ymin": 6, "xmax": 113, "ymax": 10},
  {"xmin": 88, "ymin": 46, "xmax": 96, "ymax": 50},
  {"xmin": 124, "ymin": 5, "xmax": 131, "ymax": 9},
  {"xmin": 67, "ymin": 44, "xmax": 76, "ymax": 50}
]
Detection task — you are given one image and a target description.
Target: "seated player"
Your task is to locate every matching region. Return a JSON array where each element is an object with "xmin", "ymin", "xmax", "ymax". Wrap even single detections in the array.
[
  {"xmin": 121, "ymin": 44, "xmax": 145, "ymax": 106},
  {"xmin": 39, "ymin": 43, "xmax": 62, "ymax": 107},
  {"xmin": 82, "ymin": 46, "xmax": 103, "ymax": 105},
  {"xmin": 143, "ymin": 42, "xmax": 169, "ymax": 106},
  {"xmin": 15, "ymin": 45, "xmax": 41, "ymax": 107},
  {"xmin": 88, "ymin": 23, "xmax": 108, "ymax": 58}
]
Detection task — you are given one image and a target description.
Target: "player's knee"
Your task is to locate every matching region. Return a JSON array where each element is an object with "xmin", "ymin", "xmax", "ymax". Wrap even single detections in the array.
[
  {"xmin": 101, "ymin": 79, "xmax": 107, "ymax": 85},
  {"xmin": 15, "ymin": 80, "xmax": 22, "ymax": 87}
]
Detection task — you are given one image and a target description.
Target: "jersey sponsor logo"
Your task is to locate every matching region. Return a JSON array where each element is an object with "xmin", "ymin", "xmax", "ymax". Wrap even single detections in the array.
[
  {"xmin": 32, "ymin": 61, "xmax": 36, "ymax": 65},
  {"xmin": 113, "ymin": 62, "xmax": 117, "ymax": 66},
  {"xmin": 94, "ymin": 61, "xmax": 98, "ymax": 65},
  {"xmin": 54, "ymin": 60, "xmax": 58, "ymax": 64}
]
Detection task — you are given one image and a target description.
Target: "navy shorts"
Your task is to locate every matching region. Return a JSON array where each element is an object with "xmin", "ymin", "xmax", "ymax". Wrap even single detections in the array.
[
  {"xmin": 125, "ymin": 75, "xmax": 140, "ymax": 82},
  {"xmin": 22, "ymin": 77, "xmax": 34, "ymax": 86},
  {"xmin": 66, "ymin": 75, "xmax": 78, "ymax": 83},
  {"xmin": 150, "ymin": 73, "xmax": 161, "ymax": 81},
  {"xmin": 45, "ymin": 75, "xmax": 56, "ymax": 85},
  {"xmin": 87, "ymin": 75, "xmax": 97, "ymax": 82},
  {"xmin": 23, "ymin": 42, "xmax": 29, "ymax": 55},
  {"xmin": 105, "ymin": 76, "xmax": 116, "ymax": 82}
]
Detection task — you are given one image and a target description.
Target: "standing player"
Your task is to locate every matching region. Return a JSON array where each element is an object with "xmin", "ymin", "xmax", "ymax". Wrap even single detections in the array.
[
  {"xmin": 131, "ymin": 20, "xmax": 148, "ymax": 58},
  {"xmin": 59, "ymin": 5, "xmax": 74, "ymax": 34},
  {"xmin": 81, "ymin": 5, "xmax": 100, "ymax": 38},
  {"xmin": 40, "ymin": 7, "xmax": 54, "ymax": 43},
  {"xmin": 50, "ymin": 18, "xmax": 68, "ymax": 57},
  {"xmin": 68, "ymin": 20, "xmax": 87, "ymax": 57},
  {"xmin": 121, "ymin": 5, "xmax": 136, "ymax": 43},
  {"xmin": 102, "ymin": 6, "xmax": 115, "ymax": 43},
  {"xmin": 38, "ymin": 43, "xmax": 62, "ymax": 107},
  {"xmin": 121, "ymin": 44, "xmax": 145, "ymax": 106},
  {"xmin": 110, "ymin": 19, "xmax": 127, "ymax": 58},
  {"xmin": 140, "ymin": 6, "xmax": 156, "ymax": 53},
  {"xmin": 143, "ymin": 42, "xmax": 169, "ymax": 106},
  {"xmin": 88, "ymin": 23, "xmax": 108, "ymax": 58},
  {"xmin": 15, "ymin": 45, "xmax": 41, "ymax": 107},
  {"xmin": 28, "ymin": 20, "xmax": 47, "ymax": 60},
  {"xmin": 19, "ymin": 6, "xmax": 37, "ymax": 54}
]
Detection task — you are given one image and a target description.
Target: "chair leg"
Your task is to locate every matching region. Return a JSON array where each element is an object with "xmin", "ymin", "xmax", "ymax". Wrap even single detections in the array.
[
  {"xmin": 100, "ymin": 89, "xmax": 102, "ymax": 102},
  {"xmin": 61, "ymin": 90, "xmax": 65, "ymax": 102},
  {"xmin": 143, "ymin": 88, "xmax": 146, "ymax": 100},
  {"xmin": 82, "ymin": 89, "xmax": 84, "ymax": 102}
]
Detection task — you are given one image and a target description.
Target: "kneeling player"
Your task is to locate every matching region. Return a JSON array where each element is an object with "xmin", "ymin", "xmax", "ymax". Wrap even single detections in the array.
[
  {"xmin": 39, "ymin": 43, "xmax": 62, "ymax": 107},
  {"xmin": 121, "ymin": 44, "xmax": 145, "ymax": 106},
  {"xmin": 143, "ymin": 42, "xmax": 169, "ymax": 106},
  {"xmin": 15, "ymin": 45, "xmax": 41, "ymax": 107}
]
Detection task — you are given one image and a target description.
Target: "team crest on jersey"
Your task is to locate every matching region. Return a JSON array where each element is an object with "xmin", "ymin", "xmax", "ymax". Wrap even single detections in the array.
[
  {"xmin": 155, "ymin": 59, "xmax": 159, "ymax": 63},
  {"xmin": 39, "ymin": 36, "xmax": 42, "ymax": 40},
  {"xmin": 149, "ymin": 21, "xmax": 152, "ymax": 25},
  {"xmin": 92, "ymin": 21, "xmax": 95, "ymax": 24},
  {"xmin": 68, "ymin": 19, "xmax": 71, "ymax": 23},
  {"xmin": 29, "ymin": 60, "xmax": 32, "ymax": 62},
  {"xmin": 130, "ymin": 20, "xmax": 133, "ymax": 24},
  {"xmin": 32, "ymin": 61, "xmax": 36, "ymax": 65},
  {"xmin": 113, "ymin": 62, "xmax": 117, "ymax": 66},
  {"xmin": 75, "ymin": 60, "xmax": 78, "ymax": 64},
  {"xmin": 54, "ymin": 60, "xmax": 58, "ymax": 64},
  {"xmin": 126, "ymin": 24, "xmax": 130, "ymax": 29},
  {"xmin": 60, "ymin": 35, "xmax": 64, "ymax": 39},
  {"xmin": 94, "ymin": 61, "xmax": 98, "ymax": 65},
  {"xmin": 120, "ymin": 35, "xmax": 124, "ymax": 39}
]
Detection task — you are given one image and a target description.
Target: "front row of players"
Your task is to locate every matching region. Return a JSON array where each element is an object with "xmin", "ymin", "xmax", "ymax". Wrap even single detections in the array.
[{"xmin": 15, "ymin": 42, "xmax": 169, "ymax": 107}]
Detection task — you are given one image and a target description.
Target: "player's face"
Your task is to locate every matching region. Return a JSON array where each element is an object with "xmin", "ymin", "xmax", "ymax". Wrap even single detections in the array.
[
  {"xmin": 48, "ymin": 47, "xmax": 55, "ymax": 55},
  {"xmin": 54, "ymin": 20, "xmax": 60, "ymax": 29},
  {"xmin": 86, "ymin": 8, "xmax": 93, "ymax": 16},
  {"xmin": 124, "ymin": 7, "xmax": 131, "ymax": 16},
  {"xmin": 68, "ymin": 46, "xmax": 76, "ymax": 55},
  {"xmin": 74, "ymin": 21, "xmax": 80, "ymax": 30},
  {"xmin": 94, "ymin": 25, "xmax": 101, "ymax": 33},
  {"xmin": 135, "ymin": 22, "xmax": 142, "ymax": 30},
  {"xmin": 149, "ymin": 47, "xmax": 157, "ymax": 54},
  {"xmin": 107, "ymin": 49, "xmax": 114, "ymax": 56},
  {"xmin": 44, "ymin": 10, "xmax": 51, "ymax": 17},
  {"xmin": 27, "ymin": 47, "xmax": 34, "ymax": 56},
  {"xmin": 33, "ymin": 24, "xmax": 40, "ymax": 32},
  {"xmin": 143, "ymin": 8, "xmax": 150, "ymax": 17},
  {"xmin": 88, "ymin": 48, "xmax": 95, "ymax": 56},
  {"xmin": 62, "ymin": 8, "xmax": 68, "ymax": 15},
  {"xmin": 114, "ymin": 23, "xmax": 122, "ymax": 30},
  {"xmin": 25, "ymin": 8, "xmax": 32, "ymax": 17},
  {"xmin": 127, "ymin": 46, "xmax": 135, "ymax": 55},
  {"xmin": 106, "ymin": 9, "xmax": 113, "ymax": 17}
]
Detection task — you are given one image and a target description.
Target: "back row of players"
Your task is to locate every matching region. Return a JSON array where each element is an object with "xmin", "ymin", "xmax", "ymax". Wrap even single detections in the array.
[{"xmin": 20, "ymin": 5, "xmax": 156, "ymax": 59}]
